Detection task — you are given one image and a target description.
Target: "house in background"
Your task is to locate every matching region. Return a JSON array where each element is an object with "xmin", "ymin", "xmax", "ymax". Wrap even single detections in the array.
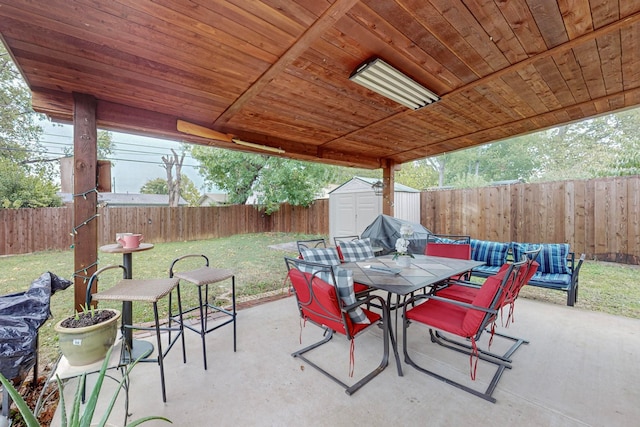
[
  {"xmin": 58, "ymin": 156, "xmax": 187, "ymax": 206},
  {"xmin": 329, "ymin": 177, "xmax": 420, "ymax": 241},
  {"xmin": 198, "ymin": 193, "xmax": 229, "ymax": 206}
]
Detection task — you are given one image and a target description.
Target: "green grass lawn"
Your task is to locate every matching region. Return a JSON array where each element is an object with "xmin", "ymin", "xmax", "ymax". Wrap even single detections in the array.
[
  {"xmin": 3, "ymin": 232, "xmax": 639, "ymax": 367},
  {"xmin": 1, "ymin": 232, "xmax": 310, "ymax": 366}
]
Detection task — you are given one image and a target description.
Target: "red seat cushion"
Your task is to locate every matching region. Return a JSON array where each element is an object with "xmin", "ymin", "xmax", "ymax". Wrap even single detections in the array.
[
  {"xmin": 436, "ymin": 284, "xmax": 478, "ymax": 303},
  {"xmin": 288, "ymin": 269, "xmax": 380, "ymax": 337},
  {"xmin": 461, "ymin": 275, "xmax": 502, "ymax": 334},
  {"xmin": 436, "ymin": 263, "xmax": 510, "ymax": 303},
  {"xmin": 425, "ymin": 243, "xmax": 471, "ymax": 260},
  {"xmin": 405, "ymin": 300, "xmax": 469, "ymax": 337},
  {"xmin": 354, "ymin": 282, "xmax": 370, "ymax": 294}
]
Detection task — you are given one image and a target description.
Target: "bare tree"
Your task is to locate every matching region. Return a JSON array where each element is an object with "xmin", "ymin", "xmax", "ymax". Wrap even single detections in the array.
[{"xmin": 162, "ymin": 149, "xmax": 184, "ymax": 207}]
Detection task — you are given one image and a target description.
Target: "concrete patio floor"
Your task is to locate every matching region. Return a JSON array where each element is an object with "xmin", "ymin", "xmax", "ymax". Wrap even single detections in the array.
[{"xmin": 54, "ymin": 295, "xmax": 640, "ymax": 427}]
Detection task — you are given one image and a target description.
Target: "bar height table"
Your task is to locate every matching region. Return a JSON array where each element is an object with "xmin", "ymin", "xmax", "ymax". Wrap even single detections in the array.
[{"xmin": 99, "ymin": 243, "xmax": 154, "ymax": 362}]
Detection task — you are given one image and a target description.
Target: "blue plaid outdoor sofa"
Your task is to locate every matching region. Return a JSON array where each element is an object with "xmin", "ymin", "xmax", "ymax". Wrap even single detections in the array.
[{"xmin": 469, "ymin": 239, "xmax": 585, "ymax": 306}]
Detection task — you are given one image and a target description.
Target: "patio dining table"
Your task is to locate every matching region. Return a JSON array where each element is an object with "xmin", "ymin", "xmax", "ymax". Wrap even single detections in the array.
[{"xmin": 341, "ymin": 254, "xmax": 484, "ymax": 376}]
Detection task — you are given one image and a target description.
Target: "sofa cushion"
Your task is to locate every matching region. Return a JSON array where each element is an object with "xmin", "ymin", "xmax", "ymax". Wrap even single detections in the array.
[
  {"xmin": 471, "ymin": 265, "xmax": 502, "ymax": 277},
  {"xmin": 513, "ymin": 243, "xmax": 570, "ymax": 274},
  {"xmin": 470, "ymin": 239, "xmax": 510, "ymax": 267},
  {"xmin": 529, "ymin": 272, "xmax": 572, "ymax": 289}
]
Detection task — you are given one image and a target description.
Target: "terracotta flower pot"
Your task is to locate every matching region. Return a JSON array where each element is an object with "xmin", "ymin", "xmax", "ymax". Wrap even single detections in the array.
[{"xmin": 54, "ymin": 309, "xmax": 121, "ymax": 366}]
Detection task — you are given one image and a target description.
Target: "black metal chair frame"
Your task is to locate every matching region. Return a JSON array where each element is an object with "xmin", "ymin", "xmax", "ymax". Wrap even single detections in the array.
[
  {"xmin": 285, "ymin": 257, "xmax": 389, "ymax": 395},
  {"xmin": 86, "ymin": 265, "xmax": 185, "ymax": 402},
  {"xmin": 169, "ymin": 254, "xmax": 237, "ymax": 370},
  {"xmin": 402, "ymin": 259, "xmax": 526, "ymax": 403},
  {"xmin": 427, "ymin": 234, "xmax": 471, "ymax": 244},
  {"xmin": 333, "ymin": 235, "xmax": 360, "ymax": 247},
  {"xmin": 296, "ymin": 238, "xmax": 327, "ymax": 256}
]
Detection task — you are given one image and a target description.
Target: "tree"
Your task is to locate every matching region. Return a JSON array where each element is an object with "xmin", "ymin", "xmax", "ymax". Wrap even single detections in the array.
[
  {"xmin": 189, "ymin": 146, "xmax": 334, "ymax": 214},
  {"xmin": 140, "ymin": 175, "xmax": 201, "ymax": 206},
  {"xmin": 161, "ymin": 148, "xmax": 184, "ymax": 207},
  {"xmin": 140, "ymin": 178, "xmax": 169, "ymax": 195},
  {"xmin": 0, "ymin": 157, "xmax": 62, "ymax": 208},
  {"xmin": 395, "ymin": 159, "xmax": 438, "ymax": 189},
  {"xmin": 0, "ymin": 43, "xmax": 61, "ymax": 207}
]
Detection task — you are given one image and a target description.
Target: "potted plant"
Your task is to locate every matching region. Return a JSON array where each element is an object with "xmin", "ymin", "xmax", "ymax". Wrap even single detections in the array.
[
  {"xmin": 392, "ymin": 224, "xmax": 415, "ymax": 267},
  {"xmin": 0, "ymin": 347, "xmax": 170, "ymax": 426},
  {"xmin": 54, "ymin": 306, "xmax": 121, "ymax": 366}
]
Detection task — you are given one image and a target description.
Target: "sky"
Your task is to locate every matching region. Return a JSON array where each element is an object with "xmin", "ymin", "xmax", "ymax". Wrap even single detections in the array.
[{"xmin": 41, "ymin": 121, "xmax": 213, "ymax": 194}]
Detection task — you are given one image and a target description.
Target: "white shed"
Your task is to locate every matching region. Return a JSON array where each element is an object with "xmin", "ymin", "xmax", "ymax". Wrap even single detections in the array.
[{"xmin": 329, "ymin": 177, "xmax": 421, "ymax": 241}]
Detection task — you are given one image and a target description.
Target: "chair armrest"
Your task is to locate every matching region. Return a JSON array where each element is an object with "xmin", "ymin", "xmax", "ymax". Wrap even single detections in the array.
[
  {"xmin": 571, "ymin": 254, "xmax": 586, "ymax": 286},
  {"xmin": 343, "ymin": 293, "xmax": 387, "ymax": 313},
  {"xmin": 440, "ymin": 279, "xmax": 482, "ymax": 289}
]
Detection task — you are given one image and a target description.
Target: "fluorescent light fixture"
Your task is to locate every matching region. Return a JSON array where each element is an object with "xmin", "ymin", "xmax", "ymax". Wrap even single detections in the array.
[
  {"xmin": 232, "ymin": 138, "xmax": 285, "ymax": 154},
  {"xmin": 349, "ymin": 58, "xmax": 440, "ymax": 110}
]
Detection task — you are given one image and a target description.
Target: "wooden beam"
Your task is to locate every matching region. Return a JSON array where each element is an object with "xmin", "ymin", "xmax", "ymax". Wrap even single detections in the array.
[
  {"xmin": 382, "ymin": 160, "xmax": 395, "ymax": 216},
  {"xmin": 73, "ymin": 92, "xmax": 98, "ymax": 312},
  {"xmin": 176, "ymin": 119, "xmax": 233, "ymax": 143}
]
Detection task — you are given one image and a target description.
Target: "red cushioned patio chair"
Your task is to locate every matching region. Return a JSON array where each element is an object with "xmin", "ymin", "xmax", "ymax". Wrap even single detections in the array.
[
  {"xmin": 425, "ymin": 234, "xmax": 472, "ymax": 282},
  {"xmin": 402, "ymin": 258, "xmax": 526, "ymax": 403},
  {"xmin": 285, "ymin": 257, "xmax": 389, "ymax": 395},
  {"xmin": 431, "ymin": 248, "xmax": 541, "ymax": 364}
]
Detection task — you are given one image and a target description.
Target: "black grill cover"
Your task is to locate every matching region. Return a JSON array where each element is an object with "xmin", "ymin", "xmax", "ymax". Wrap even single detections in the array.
[
  {"xmin": 0, "ymin": 272, "xmax": 71, "ymax": 381},
  {"xmin": 361, "ymin": 214, "xmax": 432, "ymax": 256}
]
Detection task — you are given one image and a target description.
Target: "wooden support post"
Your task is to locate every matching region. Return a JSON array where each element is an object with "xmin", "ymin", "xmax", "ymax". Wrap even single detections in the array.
[
  {"xmin": 382, "ymin": 160, "xmax": 395, "ymax": 216},
  {"xmin": 73, "ymin": 93, "xmax": 98, "ymax": 312}
]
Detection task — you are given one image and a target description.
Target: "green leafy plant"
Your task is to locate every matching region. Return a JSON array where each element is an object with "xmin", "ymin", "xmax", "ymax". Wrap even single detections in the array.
[
  {"xmin": 74, "ymin": 303, "xmax": 95, "ymax": 321},
  {"xmin": 0, "ymin": 347, "xmax": 171, "ymax": 427}
]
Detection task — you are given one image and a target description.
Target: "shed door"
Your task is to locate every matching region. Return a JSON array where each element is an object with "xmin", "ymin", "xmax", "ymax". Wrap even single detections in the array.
[
  {"xmin": 354, "ymin": 192, "xmax": 380, "ymax": 236},
  {"xmin": 330, "ymin": 192, "xmax": 381, "ymax": 241},
  {"xmin": 332, "ymin": 193, "xmax": 357, "ymax": 238}
]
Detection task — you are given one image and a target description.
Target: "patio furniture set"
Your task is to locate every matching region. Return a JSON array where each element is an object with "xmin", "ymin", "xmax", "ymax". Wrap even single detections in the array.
[
  {"xmin": 286, "ymin": 234, "xmax": 573, "ymax": 403},
  {"xmin": 83, "ymin": 243, "xmax": 237, "ymax": 403}
]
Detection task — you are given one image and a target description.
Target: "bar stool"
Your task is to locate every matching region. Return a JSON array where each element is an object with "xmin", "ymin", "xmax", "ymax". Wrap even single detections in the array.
[
  {"xmin": 87, "ymin": 265, "xmax": 186, "ymax": 402},
  {"xmin": 169, "ymin": 254, "xmax": 237, "ymax": 370}
]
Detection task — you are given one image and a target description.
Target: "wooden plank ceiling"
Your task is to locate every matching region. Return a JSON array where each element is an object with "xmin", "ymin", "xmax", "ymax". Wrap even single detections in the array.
[{"xmin": 1, "ymin": 0, "xmax": 639, "ymax": 169}]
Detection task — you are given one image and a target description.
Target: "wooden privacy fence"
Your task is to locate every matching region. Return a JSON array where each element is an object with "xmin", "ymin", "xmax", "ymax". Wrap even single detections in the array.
[
  {"xmin": 421, "ymin": 175, "xmax": 640, "ymax": 265},
  {"xmin": 2, "ymin": 176, "xmax": 639, "ymax": 264},
  {"xmin": 0, "ymin": 200, "xmax": 328, "ymax": 256}
]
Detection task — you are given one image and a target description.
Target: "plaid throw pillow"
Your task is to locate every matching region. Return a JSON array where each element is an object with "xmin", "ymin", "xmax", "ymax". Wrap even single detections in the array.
[
  {"xmin": 300, "ymin": 247, "xmax": 341, "ymax": 266},
  {"xmin": 513, "ymin": 243, "xmax": 570, "ymax": 274},
  {"xmin": 471, "ymin": 239, "xmax": 510, "ymax": 267},
  {"xmin": 338, "ymin": 238, "xmax": 375, "ymax": 262},
  {"xmin": 296, "ymin": 262, "xmax": 370, "ymax": 324}
]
